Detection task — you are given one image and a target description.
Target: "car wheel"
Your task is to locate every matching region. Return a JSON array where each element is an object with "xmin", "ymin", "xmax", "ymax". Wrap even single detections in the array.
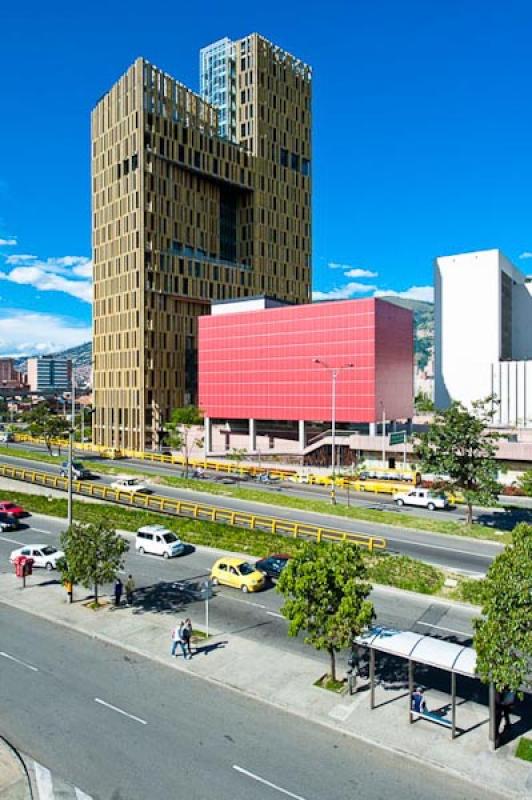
[
  {"xmin": 395, "ymin": 499, "xmax": 404, "ymax": 507},
  {"xmin": 46, "ymin": 562, "xmax": 53, "ymax": 571},
  {"xmin": 163, "ymin": 551, "xmax": 169, "ymax": 559},
  {"xmin": 427, "ymin": 502, "xmax": 436, "ymax": 511},
  {"xmin": 138, "ymin": 547, "xmax": 145, "ymax": 555},
  {"xmin": 241, "ymin": 584, "xmax": 249, "ymax": 593}
]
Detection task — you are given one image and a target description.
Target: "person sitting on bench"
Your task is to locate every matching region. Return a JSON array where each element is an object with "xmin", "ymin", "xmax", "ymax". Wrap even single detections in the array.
[{"xmin": 411, "ymin": 687, "xmax": 427, "ymax": 714}]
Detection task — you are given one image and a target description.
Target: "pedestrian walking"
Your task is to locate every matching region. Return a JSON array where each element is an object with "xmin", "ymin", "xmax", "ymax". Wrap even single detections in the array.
[
  {"xmin": 125, "ymin": 574, "xmax": 135, "ymax": 605},
  {"xmin": 496, "ymin": 688, "xmax": 515, "ymax": 735},
  {"xmin": 171, "ymin": 621, "xmax": 187, "ymax": 658},
  {"xmin": 114, "ymin": 577, "xmax": 123, "ymax": 607},
  {"xmin": 183, "ymin": 618, "xmax": 193, "ymax": 659}
]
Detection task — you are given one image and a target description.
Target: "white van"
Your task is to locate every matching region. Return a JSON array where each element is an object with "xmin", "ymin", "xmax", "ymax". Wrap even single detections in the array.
[{"xmin": 135, "ymin": 525, "xmax": 185, "ymax": 558}]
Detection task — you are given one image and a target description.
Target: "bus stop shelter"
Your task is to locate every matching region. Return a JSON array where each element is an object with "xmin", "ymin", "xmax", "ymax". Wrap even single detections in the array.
[{"xmin": 354, "ymin": 627, "xmax": 490, "ymax": 742}]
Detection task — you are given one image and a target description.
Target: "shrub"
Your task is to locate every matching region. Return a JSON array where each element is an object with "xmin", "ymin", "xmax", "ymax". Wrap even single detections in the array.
[{"xmin": 367, "ymin": 554, "xmax": 444, "ymax": 594}]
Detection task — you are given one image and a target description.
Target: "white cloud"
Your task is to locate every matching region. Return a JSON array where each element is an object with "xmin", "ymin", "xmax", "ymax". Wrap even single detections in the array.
[
  {"xmin": 1, "ymin": 266, "xmax": 92, "ymax": 303},
  {"xmin": 374, "ymin": 285, "xmax": 434, "ymax": 303},
  {"xmin": 343, "ymin": 268, "xmax": 378, "ymax": 279},
  {"xmin": 0, "ymin": 252, "xmax": 92, "ymax": 303},
  {"xmin": 0, "ymin": 310, "xmax": 91, "ymax": 356},
  {"xmin": 312, "ymin": 282, "xmax": 378, "ymax": 301},
  {"xmin": 519, "ymin": 252, "xmax": 532, "ymax": 260},
  {"xmin": 0, "ymin": 238, "xmax": 17, "ymax": 246}
]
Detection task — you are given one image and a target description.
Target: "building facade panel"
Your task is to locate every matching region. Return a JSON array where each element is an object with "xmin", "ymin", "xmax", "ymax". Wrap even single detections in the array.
[{"xmin": 198, "ymin": 298, "xmax": 413, "ymax": 423}]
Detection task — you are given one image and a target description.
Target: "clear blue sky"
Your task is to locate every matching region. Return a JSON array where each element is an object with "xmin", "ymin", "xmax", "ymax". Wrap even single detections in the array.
[{"xmin": 1, "ymin": 0, "xmax": 532, "ymax": 353}]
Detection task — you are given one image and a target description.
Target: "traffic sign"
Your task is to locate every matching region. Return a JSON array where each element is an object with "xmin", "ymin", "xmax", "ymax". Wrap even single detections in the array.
[{"xmin": 389, "ymin": 431, "xmax": 407, "ymax": 446}]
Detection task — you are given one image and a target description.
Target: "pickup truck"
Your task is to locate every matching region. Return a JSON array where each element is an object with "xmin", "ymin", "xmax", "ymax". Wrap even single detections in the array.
[{"xmin": 393, "ymin": 488, "xmax": 448, "ymax": 511}]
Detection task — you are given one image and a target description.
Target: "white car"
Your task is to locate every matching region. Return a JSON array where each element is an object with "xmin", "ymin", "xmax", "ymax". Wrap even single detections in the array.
[
  {"xmin": 110, "ymin": 477, "xmax": 149, "ymax": 494},
  {"xmin": 9, "ymin": 545, "xmax": 65, "ymax": 571},
  {"xmin": 135, "ymin": 525, "xmax": 185, "ymax": 558},
  {"xmin": 393, "ymin": 488, "xmax": 448, "ymax": 511}
]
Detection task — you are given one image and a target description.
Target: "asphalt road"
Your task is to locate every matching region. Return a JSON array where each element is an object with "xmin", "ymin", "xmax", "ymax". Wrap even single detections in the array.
[
  {"xmin": 0, "ymin": 450, "xmax": 504, "ymax": 574},
  {"xmin": 0, "ymin": 604, "xmax": 504, "ymax": 800},
  {"xmin": 0, "ymin": 512, "xmax": 480, "ymax": 659}
]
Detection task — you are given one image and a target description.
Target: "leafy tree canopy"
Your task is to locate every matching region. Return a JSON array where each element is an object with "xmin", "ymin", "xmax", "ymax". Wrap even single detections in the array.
[
  {"xmin": 277, "ymin": 542, "xmax": 374, "ymax": 681},
  {"xmin": 415, "ymin": 397, "xmax": 500, "ymax": 524},
  {"xmin": 59, "ymin": 521, "xmax": 129, "ymax": 604},
  {"xmin": 474, "ymin": 523, "xmax": 532, "ymax": 693}
]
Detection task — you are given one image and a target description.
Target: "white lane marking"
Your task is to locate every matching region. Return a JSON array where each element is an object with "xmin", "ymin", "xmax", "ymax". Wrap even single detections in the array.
[
  {"xmin": 416, "ymin": 621, "xmax": 473, "ymax": 637},
  {"xmin": 233, "ymin": 765, "xmax": 307, "ymax": 800},
  {"xmin": 34, "ymin": 762, "xmax": 54, "ymax": 799},
  {"xmin": 0, "ymin": 535, "xmax": 26, "ymax": 546},
  {"xmin": 216, "ymin": 592, "xmax": 269, "ymax": 610},
  {"xmin": 387, "ymin": 536, "xmax": 499, "ymax": 556},
  {"xmin": 266, "ymin": 611, "xmax": 284, "ymax": 619},
  {"xmin": 94, "ymin": 697, "xmax": 147, "ymax": 725},
  {"xmin": 30, "ymin": 527, "xmax": 56, "ymax": 535},
  {"xmin": 0, "ymin": 651, "xmax": 39, "ymax": 672},
  {"xmin": 75, "ymin": 788, "xmax": 93, "ymax": 800}
]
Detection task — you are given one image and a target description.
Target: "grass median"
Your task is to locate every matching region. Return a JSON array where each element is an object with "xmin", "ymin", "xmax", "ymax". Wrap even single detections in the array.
[
  {"xmin": 0, "ymin": 487, "xmax": 481, "ymax": 601},
  {"xmin": 0, "ymin": 443, "xmax": 510, "ymax": 543}
]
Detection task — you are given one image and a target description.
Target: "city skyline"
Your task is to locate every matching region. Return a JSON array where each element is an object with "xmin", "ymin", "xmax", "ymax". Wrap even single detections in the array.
[{"xmin": 3, "ymin": 1, "xmax": 532, "ymax": 355}]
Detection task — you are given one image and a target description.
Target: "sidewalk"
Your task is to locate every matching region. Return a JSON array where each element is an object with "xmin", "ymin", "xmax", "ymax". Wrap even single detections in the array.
[
  {"xmin": 0, "ymin": 739, "xmax": 31, "ymax": 800},
  {"xmin": 0, "ymin": 572, "xmax": 530, "ymax": 798}
]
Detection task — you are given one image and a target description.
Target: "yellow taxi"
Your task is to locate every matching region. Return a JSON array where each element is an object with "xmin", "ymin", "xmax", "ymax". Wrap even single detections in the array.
[{"xmin": 210, "ymin": 557, "xmax": 266, "ymax": 593}]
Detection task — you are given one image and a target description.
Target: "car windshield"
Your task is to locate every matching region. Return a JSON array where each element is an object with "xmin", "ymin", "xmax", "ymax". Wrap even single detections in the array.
[
  {"xmin": 162, "ymin": 533, "xmax": 178, "ymax": 543},
  {"xmin": 2, "ymin": 503, "xmax": 15, "ymax": 510},
  {"xmin": 238, "ymin": 562, "xmax": 255, "ymax": 576},
  {"xmin": 41, "ymin": 546, "xmax": 57, "ymax": 556}
]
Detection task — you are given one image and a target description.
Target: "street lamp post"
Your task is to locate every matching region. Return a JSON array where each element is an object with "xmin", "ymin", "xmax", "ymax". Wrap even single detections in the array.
[
  {"xmin": 313, "ymin": 359, "xmax": 354, "ymax": 505},
  {"xmin": 67, "ymin": 371, "xmax": 75, "ymax": 530}
]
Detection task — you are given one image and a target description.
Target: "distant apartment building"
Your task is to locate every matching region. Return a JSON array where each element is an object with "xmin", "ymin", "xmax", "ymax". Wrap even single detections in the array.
[
  {"xmin": 0, "ymin": 358, "xmax": 24, "ymax": 389},
  {"xmin": 92, "ymin": 34, "xmax": 312, "ymax": 450},
  {"xmin": 26, "ymin": 356, "xmax": 72, "ymax": 392},
  {"xmin": 435, "ymin": 248, "xmax": 532, "ymax": 425}
]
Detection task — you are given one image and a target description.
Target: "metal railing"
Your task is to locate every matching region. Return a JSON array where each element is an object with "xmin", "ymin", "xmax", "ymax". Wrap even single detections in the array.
[{"xmin": 0, "ymin": 463, "xmax": 387, "ymax": 553}]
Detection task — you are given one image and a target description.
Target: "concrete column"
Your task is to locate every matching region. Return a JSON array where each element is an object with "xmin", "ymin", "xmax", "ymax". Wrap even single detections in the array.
[
  {"xmin": 249, "ymin": 418, "xmax": 256, "ymax": 451},
  {"xmin": 204, "ymin": 416, "xmax": 212, "ymax": 456},
  {"xmin": 369, "ymin": 422, "xmax": 377, "ymax": 436},
  {"xmin": 406, "ymin": 418, "xmax": 413, "ymax": 435},
  {"xmin": 391, "ymin": 420, "xmax": 397, "ymax": 432},
  {"xmin": 298, "ymin": 419, "xmax": 306, "ymax": 450}
]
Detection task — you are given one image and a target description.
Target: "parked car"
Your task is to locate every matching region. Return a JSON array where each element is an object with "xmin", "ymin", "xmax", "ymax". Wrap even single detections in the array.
[
  {"xmin": 0, "ymin": 513, "xmax": 21, "ymax": 532},
  {"xmin": 254, "ymin": 472, "xmax": 281, "ymax": 484},
  {"xmin": 255, "ymin": 553, "xmax": 291, "ymax": 580},
  {"xmin": 210, "ymin": 557, "xmax": 266, "ymax": 593},
  {"xmin": 9, "ymin": 544, "xmax": 64, "ymax": 571},
  {"xmin": 136, "ymin": 525, "xmax": 185, "ymax": 558},
  {"xmin": 110, "ymin": 477, "xmax": 149, "ymax": 494},
  {"xmin": 393, "ymin": 488, "xmax": 448, "ymax": 511},
  {"xmin": 60, "ymin": 461, "xmax": 91, "ymax": 480},
  {"xmin": 0, "ymin": 500, "xmax": 27, "ymax": 518},
  {"xmin": 0, "ymin": 431, "xmax": 14, "ymax": 443}
]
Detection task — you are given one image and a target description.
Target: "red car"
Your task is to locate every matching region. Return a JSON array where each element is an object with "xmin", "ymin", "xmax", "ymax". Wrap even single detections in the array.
[{"xmin": 0, "ymin": 500, "xmax": 27, "ymax": 518}]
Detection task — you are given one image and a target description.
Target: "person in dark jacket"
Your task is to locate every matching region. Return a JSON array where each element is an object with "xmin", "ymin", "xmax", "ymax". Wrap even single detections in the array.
[{"xmin": 114, "ymin": 577, "xmax": 123, "ymax": 607}]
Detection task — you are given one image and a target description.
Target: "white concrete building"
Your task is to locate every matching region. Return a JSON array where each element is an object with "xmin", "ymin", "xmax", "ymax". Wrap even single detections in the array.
[{"xmin": 435, "ymin": 248, "xmax": 532, "ymax": 426}]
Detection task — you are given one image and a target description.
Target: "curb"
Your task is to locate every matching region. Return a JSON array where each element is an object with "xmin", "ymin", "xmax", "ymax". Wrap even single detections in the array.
[
  {"xmin": 0, "ymin": 596, "xmax": 521, "ymax": 799},
  {"xmin": 0, "ymin": 735, "xmax": 33, "ymax": 800}
]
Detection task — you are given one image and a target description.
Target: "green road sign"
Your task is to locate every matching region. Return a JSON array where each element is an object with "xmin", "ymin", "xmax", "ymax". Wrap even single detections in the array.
[{"xmin": 389, "ymin": 431, "xmax": 407, "ymax": 446}]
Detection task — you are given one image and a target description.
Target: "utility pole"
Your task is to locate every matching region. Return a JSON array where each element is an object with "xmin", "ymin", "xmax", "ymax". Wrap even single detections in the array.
[
  {"xmin": 313, "ymin": 359, "xmax": 354, "ymax": 505},
  {"xmin": 381, "ymin": 402, "xmax": 386, "ymax": 467},
  {"xmin": 67, "ymin": 370, "xmax": 75, "ymax": 530}
]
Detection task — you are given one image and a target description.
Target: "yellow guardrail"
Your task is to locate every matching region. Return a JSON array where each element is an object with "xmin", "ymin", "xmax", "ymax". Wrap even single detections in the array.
[
  {"xmin": 12, "ymin": 434, "xmax": 297, "ymax": 480},
  {"xmin": 0, "ymin": 463, "xmax": 387, "ymax": 553}
]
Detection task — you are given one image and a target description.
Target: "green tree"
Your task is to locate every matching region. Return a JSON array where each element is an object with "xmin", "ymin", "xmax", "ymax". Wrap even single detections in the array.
[
  {"xmin": 24, "ymin": 403, "xmax": 69, "ymax": 455},
  {"xmin": 59, "ymin": 521, "xmax": 129, "ymax": 605},
  {"xmin": 519, "ymin": 470, "xmax": 532, "ymax": 497},
  {"xmin": 277, "ymin": 542, "xmax": 374, "ymax": 681},
  {"xmin": 415, "ymin": 398, "xmax": 500, "ymax": 525},
  {"xmin": 474, "ymin": 523, "xmax": 532, "ymax": 693},
  {"xmin": 227, "ymin": 447, "xmax": 247, "ymax": 486},
  {"xmin": 414, "ymin": 392, "xmax": 435, "ymax": 414},
  {"xmin": 166, "ymin": 405, "xmax": 203, "ymax": 477}
]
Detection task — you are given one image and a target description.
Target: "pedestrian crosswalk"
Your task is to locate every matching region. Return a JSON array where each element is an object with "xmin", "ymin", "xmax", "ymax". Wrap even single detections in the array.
[{"xmin": 25, "ymin": 757, "xmax": 93, "ymax": 800}]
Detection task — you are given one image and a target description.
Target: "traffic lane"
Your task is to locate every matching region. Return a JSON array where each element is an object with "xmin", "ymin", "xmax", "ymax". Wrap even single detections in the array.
[
  {"xmin": 0, "ymin": 448, "xmax": 513, "ymax": 530},
  {"xmin": 0, "ymin": 605, "xmax": 504, "ymax": 800},
  {"xmin": 0, "ymin": 513, "xmax": 478, "ymax": 655}
]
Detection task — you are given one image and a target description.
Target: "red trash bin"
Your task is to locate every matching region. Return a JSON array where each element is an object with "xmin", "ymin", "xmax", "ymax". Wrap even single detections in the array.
[{"xmin": 13, "ymin": 555, "xmax": 34, "ymax": 578}]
